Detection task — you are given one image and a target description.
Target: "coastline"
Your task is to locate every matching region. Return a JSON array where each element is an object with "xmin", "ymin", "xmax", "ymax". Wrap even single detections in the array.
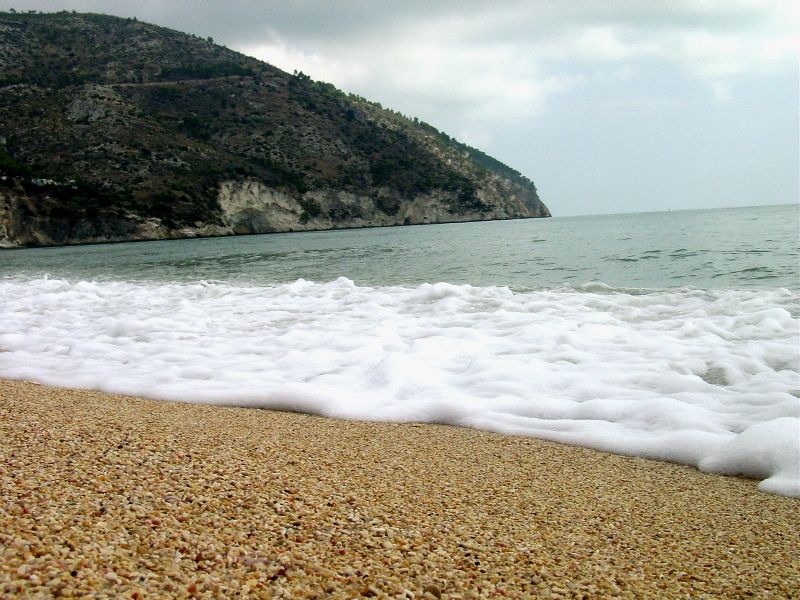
[
  {"xmin": 1, "ymin": 379, "xmax": 798, "ymax": 598},
  {"xmin": 0, "ymin": 213, "xmax": 550, "ymax": 251}
]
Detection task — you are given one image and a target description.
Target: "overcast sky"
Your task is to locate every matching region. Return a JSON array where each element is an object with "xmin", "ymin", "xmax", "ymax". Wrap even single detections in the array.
[{"xmin": 7, "ymin": 1, "xmax": 799, "ymax": 216}]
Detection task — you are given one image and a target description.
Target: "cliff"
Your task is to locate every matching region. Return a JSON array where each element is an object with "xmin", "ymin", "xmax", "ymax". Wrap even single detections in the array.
[{"xmin": 0, "ymin": 11, "xmax": 550, "ymax": 248}]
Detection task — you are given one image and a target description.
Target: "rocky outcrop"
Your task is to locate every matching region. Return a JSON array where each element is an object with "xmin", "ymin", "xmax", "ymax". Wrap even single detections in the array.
[
  {"xmin": 0, "ymin": 178, "xmax": 154, "ymax": 247},
  {"xmin": 217, "ymin": 180, "xmax": 545, "ymax": 236},
  {"xmin": 0, "ymin": 176, "xmax": 549, "ymax": 247},
  {"xmin": 0, "ymin": 181, "xmax": 17, "ymax": 248},
  {"xmin": 66, "ymin": 84, "xmax": 134, "ymax": 123}
]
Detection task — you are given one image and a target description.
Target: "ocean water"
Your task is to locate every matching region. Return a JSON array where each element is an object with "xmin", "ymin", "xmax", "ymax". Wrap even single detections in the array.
[{"xmin": 1, "ymin": 204, "xmax": 798, "ymax": 495}]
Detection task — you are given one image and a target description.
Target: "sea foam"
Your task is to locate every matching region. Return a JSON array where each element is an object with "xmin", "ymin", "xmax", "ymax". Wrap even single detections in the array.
[{"xmin": 1, "ymin": 276, "xmax": 798, "ymax": 496}]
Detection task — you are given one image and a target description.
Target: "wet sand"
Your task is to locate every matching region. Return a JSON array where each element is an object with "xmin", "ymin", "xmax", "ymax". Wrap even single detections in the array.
[{"xmin": 1, "ymin": 379, "xmax": 798, "ymax": 598}]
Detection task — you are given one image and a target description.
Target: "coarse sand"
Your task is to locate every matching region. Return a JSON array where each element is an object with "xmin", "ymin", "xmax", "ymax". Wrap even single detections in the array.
[{"xmin": 1, "ymin": 379, "xmax": 798, "ymax": 599}]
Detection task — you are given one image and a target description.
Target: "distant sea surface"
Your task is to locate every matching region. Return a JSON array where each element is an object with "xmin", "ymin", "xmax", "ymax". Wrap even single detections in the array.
[
  {"xmin": 2, "ymin": 204, "xmax": 797, "ymax": 289},
  {"xmin": 2, "ymin": 204, "xmax": 798, "ymax": 495}
]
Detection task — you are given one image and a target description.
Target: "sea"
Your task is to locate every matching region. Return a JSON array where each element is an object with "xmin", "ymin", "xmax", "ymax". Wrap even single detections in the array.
[{"xmin": 1, "ymin": 204, "xmax": 798, "ymax": 496}]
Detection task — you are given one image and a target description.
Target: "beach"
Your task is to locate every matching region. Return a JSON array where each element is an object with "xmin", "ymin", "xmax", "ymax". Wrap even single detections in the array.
[{"xmin": 1, "ymin": 379, "xmax": 798, "ymax": 598}]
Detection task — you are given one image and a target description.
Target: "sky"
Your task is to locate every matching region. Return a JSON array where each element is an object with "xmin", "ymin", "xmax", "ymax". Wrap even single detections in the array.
[{"xmin": 6, "ymin": 1, "xmax": 799, "ymax": 216}]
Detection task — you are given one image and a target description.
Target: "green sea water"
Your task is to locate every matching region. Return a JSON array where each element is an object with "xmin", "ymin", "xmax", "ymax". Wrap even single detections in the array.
[{"xmin": 1, "ymin": 204, "xmax": 797, "ymax": 290}]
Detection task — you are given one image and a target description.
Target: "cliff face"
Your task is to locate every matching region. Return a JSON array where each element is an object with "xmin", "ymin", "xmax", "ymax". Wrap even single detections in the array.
[{"xmin": 0, "ymin": 12, "xmax": 550, "ymax": 248}]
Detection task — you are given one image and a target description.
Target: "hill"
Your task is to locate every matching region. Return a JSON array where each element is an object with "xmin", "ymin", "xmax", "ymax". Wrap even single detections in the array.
[{"xmin": 0, "ymin": 11, "xmax": 550, "ymax": 247}]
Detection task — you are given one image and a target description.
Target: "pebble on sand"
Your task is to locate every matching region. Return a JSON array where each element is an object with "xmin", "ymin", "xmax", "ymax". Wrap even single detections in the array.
[{"xmin": 1, "ymin": 379, "xmax": 799, "ymax": 598}]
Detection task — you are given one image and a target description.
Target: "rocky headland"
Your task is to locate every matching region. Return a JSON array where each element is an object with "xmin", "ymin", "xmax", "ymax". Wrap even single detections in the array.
[{"xmin": 0, "ymin": 12, "xmax": 550, "ymax": 248}]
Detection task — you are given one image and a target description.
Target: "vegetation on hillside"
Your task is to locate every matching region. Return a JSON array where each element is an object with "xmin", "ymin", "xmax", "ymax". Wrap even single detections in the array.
[{"xmin": 0, "ymin": 11, "xmax": 547, "ymax": 244}]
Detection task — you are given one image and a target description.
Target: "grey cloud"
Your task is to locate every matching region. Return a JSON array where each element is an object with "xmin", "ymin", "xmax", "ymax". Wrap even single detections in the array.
[{"xmin": 9, "ymin": 1, "xmax": 784, "ymax": 46}]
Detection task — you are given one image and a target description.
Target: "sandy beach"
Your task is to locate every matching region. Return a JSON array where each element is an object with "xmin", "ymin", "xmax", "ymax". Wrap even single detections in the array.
[{"xmin": 1, "ymin": 379, "xmax": 798, "ymax": 598}]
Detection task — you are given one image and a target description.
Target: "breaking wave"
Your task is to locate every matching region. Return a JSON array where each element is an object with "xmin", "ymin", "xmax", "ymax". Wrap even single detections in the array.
[{"xmin": 1, "ymin": 276, "xmax": 798, "ymax": 496}]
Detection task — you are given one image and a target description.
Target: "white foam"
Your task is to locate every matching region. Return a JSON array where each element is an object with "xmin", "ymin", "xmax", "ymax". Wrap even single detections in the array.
[{"xmin": 1, "ymin": 276, "xmax": 798, "ymax": 496}]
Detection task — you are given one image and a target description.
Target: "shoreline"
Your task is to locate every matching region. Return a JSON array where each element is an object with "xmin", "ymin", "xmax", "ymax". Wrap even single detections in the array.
[
  {"xmin": 0, "ymin": 213, "xmax": 550, "ymax": 251},
  {"xmin": 2, "ymin": 379, "xmax": 798, "ymax": 598}
]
